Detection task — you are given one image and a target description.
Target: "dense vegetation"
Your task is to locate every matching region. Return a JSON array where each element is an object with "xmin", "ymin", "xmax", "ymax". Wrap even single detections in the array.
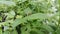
[{"xmin": 0, "ymin": 0, "xmax": 60, "ymax": 34}]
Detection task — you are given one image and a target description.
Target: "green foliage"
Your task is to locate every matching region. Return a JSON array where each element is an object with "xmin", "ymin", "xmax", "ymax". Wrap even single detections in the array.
[{"xmin": 0, "ymin": 0, "xmax": 60, "ymax": 34}]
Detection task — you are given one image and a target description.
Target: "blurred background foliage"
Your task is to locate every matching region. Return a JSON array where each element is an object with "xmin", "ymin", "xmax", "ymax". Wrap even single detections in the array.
[{"xmin": 0, "ymin": 0, "xmax": 60, "ymax": 34}]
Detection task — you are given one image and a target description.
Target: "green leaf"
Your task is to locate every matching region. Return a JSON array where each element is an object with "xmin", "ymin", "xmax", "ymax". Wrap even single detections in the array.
[
  {"xmin": 0, "ymin": 1, "xmax": 16, "ymax": 6},
  {"xmin": 11, "ymin": 29, "xmax": 18, "ymax": 34},
  {"xmin": 30, "ymin": 29, "xmax": 44, "ymax": 34},
  {"xmin": 40, "ymin": 24, "xmax": 54, "ymax": 32},
  {"xmin": 0, "ymin": 16, "xmax": 2, "ymax": 21},
  {"xmin": 5, "ymin": 10, "xmax": 15, "ymax": 20},
  {"xmin": 24, "ymin": 7, "xmax": 32, "ymax": 15},
  {"xmin": 0, "ymin": 27, "xmax": 2, "ymax": 34},
  {"xmin": 12, "ymin": 13, "xmax": 50, "ymax": 28},
  {"xmin": 23, "ymin": 13, "xmax": 50, "ymax": 20},
  {"xmin": 56, "ymin": 27, "xmax": 60, "ymax": 34},
  {"xmin": 12, "ymin": 18, "xmax": 26, "ymax": 28},
  {"xmin": 3, "ymin": 31, "xmax": 10, "ymax": 34}
]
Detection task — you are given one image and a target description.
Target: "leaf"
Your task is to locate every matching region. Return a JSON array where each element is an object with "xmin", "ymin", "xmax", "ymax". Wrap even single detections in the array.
[
  {"xmin": 24, "ymin": 7, "xmax": 32, "ymax": 15},
  {"xmin": 0, "ymin": 27, "xmax": 2, "ymax": 34},
  {"xmin": 11, "ymin": 29, "xmax": 18, "ymax": 34},
  {"xmin": 0, "ymin": 16, "xmax": 2, "ymax": 21},
  {"xmin": 12, "ymin": 13, "xmax": 50, "ymax": 28},
  {"xmin": 3, "ymin": 30, "xmax": 10, "ymax": 34},
  {"xmin": 0, "ymin": 1, "xmax": 16, "ymax": 6},
  {"xmin": 30, "ymin": 29, "xmax": 44, "ymax": 34},
  {"xmin": 13, "ymin": 0, "xmax": 27, "ymax": 3},
  {"xmin": 30, "ymin": 31, "xmax": 38, "ymax": 34},
  {"xmin": 56, "ymin": 27, "xmax": 60, "ymax": 34},
  {"xmin": 12, "ymin": 18, "xmax": 26, "ymax": 28},
  {"xmin": 23, "ymin": 13, "xmax": 50, "ymax": 20},
  {"xmin": 40, "ymin": 24, "xmax": 54, "ymax": 32},
  {"xmin": 5, "ymin": 10, "xmax": 15, "ymax": 20}
]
